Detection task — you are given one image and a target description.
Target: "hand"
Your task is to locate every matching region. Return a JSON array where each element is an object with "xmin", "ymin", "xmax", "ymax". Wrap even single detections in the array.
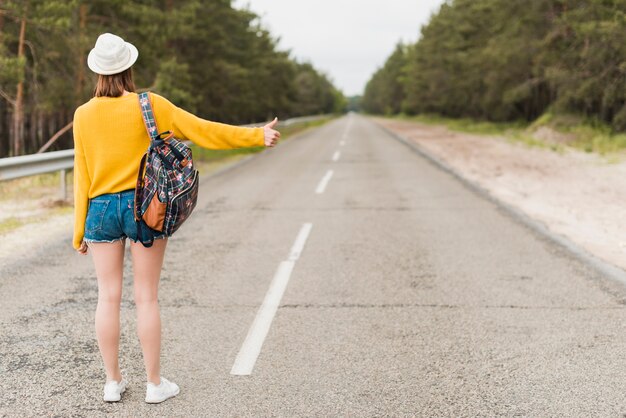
[
  {"xmin": 77, "ymin": 241, "xmax": 88, "ymax": 255},
  {"xmin": 263, "ymin": 117, "xmax": 280, "ymax": 147}
]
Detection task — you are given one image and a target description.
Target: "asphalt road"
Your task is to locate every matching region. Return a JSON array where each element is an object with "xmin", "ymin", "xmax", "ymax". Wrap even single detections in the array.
[{"xmin": 2, "ymin": 114, "xmax": 626, "ymax": 417}]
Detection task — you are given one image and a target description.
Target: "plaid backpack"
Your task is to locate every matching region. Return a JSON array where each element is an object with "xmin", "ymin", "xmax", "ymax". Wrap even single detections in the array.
[{"xmin": 133, "ymin": 92, "xmax": 199, "ymax": 247}]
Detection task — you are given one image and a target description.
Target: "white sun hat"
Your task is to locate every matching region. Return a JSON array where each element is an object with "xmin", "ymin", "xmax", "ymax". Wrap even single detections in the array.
[{"xmin": 87, "ymin": 33, "xmax": 138, "ymax": 75}]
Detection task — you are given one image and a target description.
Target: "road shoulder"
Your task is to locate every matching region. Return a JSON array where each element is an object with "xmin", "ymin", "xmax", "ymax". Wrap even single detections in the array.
[{"xmin": 373, "ymin": 117, "xmax": 626, "ymax": 279}]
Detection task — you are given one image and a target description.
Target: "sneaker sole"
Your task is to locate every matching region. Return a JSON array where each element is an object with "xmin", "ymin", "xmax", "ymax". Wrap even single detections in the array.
[{"xmin": 145, "ymin": 386, "xmax": 180, "ymax": 404}]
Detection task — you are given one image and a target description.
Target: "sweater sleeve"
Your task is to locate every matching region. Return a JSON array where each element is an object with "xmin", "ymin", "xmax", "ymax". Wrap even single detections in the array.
[
  {"xmin": 72, "ymin": 110, "xmax": 91, "ymax": 250},
  {"xmin": 151, "ymin": 93, "xmax": 265, "ymax": 149}
]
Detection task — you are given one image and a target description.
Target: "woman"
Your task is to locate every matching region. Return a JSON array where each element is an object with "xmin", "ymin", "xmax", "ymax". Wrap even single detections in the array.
[{"xmin": 73, "ymin": 33, "xmax": 280, "ymax": 404}]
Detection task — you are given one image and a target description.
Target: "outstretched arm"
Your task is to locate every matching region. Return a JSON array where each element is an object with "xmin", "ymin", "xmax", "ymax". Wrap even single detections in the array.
[{"xmin": 151, "ymin": 93, "xmax": 280, "ymax": 150}]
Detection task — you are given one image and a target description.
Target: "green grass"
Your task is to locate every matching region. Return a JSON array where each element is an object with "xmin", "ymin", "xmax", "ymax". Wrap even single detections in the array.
[
  {"xmin": 190, "ymin": 145, "xmax": 263, "ymax": 165},
  {"xmin": 397, "ymin": 113, "xmax": 527, "ymax": 136},
  {"xmin": 507, "ymin": 131, "xmax": 565, "ymax": 152},
  {"xmin": 394, "ymin": 112, "xmax": 626, "ymax": 155},
  {"xmin": 0, "ymin": 170, "xmax": 73, "ymax": 202},
  {"xmin": 0, "ymin": 217, "xmax": 26, "ymax": 234},
  {"xmin": 530, "ymin": 112, "xmax": 626, "ymax": 155},
  {"xmin": 0, "ymin": 171, "xmax": 74, "ymax": 235},
  {"xmin": 0, "ymin": 204, "xmax": 73, "ymax": 235},
  {"xmin": 395, "ymin": 113, "xmax": 554, "ymax": 150}
]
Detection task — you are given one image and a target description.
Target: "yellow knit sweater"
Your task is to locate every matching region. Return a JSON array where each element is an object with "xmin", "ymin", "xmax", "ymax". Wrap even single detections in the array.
[{"xmin": 72, "ymin": 92, "xmax": 264, "ymax": 249}]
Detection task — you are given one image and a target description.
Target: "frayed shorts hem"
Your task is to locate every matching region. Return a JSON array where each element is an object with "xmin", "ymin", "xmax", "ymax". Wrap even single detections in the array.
[
  {"xmin": 84, "ymin": 237, "xmax": 125, "ymax": 246},
  {"xmin": 84, "ymin": 235, "xmax": 167, "ymax": 246},
  {"xmin": 128, "ymin": 235, "xmax": 168, "ymax": 244}
]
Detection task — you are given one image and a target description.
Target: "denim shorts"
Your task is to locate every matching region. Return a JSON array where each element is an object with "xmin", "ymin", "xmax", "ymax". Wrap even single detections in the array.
[{"xmin": 83, "ymin": 188, "xmax": 166, "ymax": 246}]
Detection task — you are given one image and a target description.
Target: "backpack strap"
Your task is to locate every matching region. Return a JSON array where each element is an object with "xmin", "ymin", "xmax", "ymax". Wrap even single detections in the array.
[
  {"xmin": 138, "ymin": 92, "xmax": 159, "ymax": 141},
  {"xmin": 138, "ymin": 92, "xmax": 180, "ymax": 157},
  {"xmin": 137, "ymin": 220, "xmax": 154, "ymax": 248},
  {"xmin": 134, "ymin": 152, "xmax": 148, "ymax": 222},
  {"xmin": 135, "ymin": 92, "xmax": 156, "ymax": 248},
  {"xmin": 133, "ymin": 152, "xmax": 154, "ymax": 248}
]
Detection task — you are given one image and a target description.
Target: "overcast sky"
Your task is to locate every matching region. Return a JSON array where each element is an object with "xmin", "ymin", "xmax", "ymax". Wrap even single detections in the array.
[{"xmin": 234, "ymin": 0, "xmax": 446, "ymax": 96}]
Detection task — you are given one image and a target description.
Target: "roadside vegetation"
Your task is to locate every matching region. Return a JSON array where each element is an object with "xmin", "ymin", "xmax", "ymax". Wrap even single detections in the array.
[
  {"xmin": 363, "ymin": 0, "xmax": 626, "ymax": 153},
  {"xmin": 0, "ymin": 167, "xmax": 74, "ymax": 234},
  {"xmin": 395, "ymin": 113, "xmax": 626, "ymax": 155},
  {"xmin": 0, "ymin": 1, "xmax": 345, "ymax": 158}
]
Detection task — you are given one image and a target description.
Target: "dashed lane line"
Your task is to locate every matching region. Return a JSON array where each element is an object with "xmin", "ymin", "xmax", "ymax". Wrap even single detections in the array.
[
  {"xmin": 230, "ymin": 223, "xmax": 313, "ymax": 376},
  {"xmin": 315, "ymin": 169, "xmax": 334, "ymax": 194}
]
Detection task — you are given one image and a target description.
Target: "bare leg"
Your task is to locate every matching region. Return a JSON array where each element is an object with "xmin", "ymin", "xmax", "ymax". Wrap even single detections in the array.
[
  {"xmin": 90, "ymin": 240, "xmax": 126, "ymax": 382},
  {"xmin": 130, "ymin": 238, "xmax": 167, "ymax": 385}
]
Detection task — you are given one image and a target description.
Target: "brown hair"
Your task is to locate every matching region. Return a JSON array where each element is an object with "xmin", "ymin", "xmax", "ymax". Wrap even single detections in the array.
[{"xmin": 93, "ymin": 67, "xmax": 136, "ymax": 97}]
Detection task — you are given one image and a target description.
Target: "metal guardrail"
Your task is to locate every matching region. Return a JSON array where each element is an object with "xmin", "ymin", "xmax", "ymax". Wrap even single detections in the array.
[
  {"xmin": 0, "ymin": 114, "xmax": 331, "ymax": 199},
  {"xmin": 0, "ymin": 148, "xmax": 75, "ymax": 181}
]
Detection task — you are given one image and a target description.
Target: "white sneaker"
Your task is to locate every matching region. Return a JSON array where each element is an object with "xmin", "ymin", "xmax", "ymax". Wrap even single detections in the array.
[
  {"xmin": 103, "ymin": 378, "xmax": 128, "ymax": 402},
  {"xmin": 145, "ymin": 376, "xmax": 180, "ymax": 403}
]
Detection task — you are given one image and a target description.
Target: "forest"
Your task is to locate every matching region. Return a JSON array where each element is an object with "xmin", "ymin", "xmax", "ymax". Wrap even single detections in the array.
[
  {"xmin": 362, "ymin": 0, "xmax": 626, "ymax": 132},
  {"xmin": 0, "ymin": 0, "xmax": 345, "ymax": 157}
]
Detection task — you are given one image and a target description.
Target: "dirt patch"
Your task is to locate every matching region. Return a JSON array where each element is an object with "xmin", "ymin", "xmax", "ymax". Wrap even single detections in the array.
[
  {"xmin": 531, "ymin": 126, "xmax": 576, "ymax": 145},
  {"xmin": 375, "ymin": 117, "xmax": 626, "ymax": 272}
]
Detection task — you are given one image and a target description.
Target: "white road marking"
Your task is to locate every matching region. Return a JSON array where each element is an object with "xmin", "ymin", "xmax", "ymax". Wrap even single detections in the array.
[
  {"xmin": 288, "ymin": 222, "xmax": 313, "ymax": 261},
  {"xmin": 339, "ymin": 140, "xmax": 346, "ymax": 146},
  {"xmin": 315, "ymin": 169, "xmax": 334, "ymax": 194},
  {"xmin": 230, "ymin": 223, "xmax": 313, "ymax": 376},
  {"xmin": 230, "ymin": 261, "xmax": 295, "ymax": 376},
  {"xmin": 332, "ymin": 150, "xmax": 341, "ymax": 162}
]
